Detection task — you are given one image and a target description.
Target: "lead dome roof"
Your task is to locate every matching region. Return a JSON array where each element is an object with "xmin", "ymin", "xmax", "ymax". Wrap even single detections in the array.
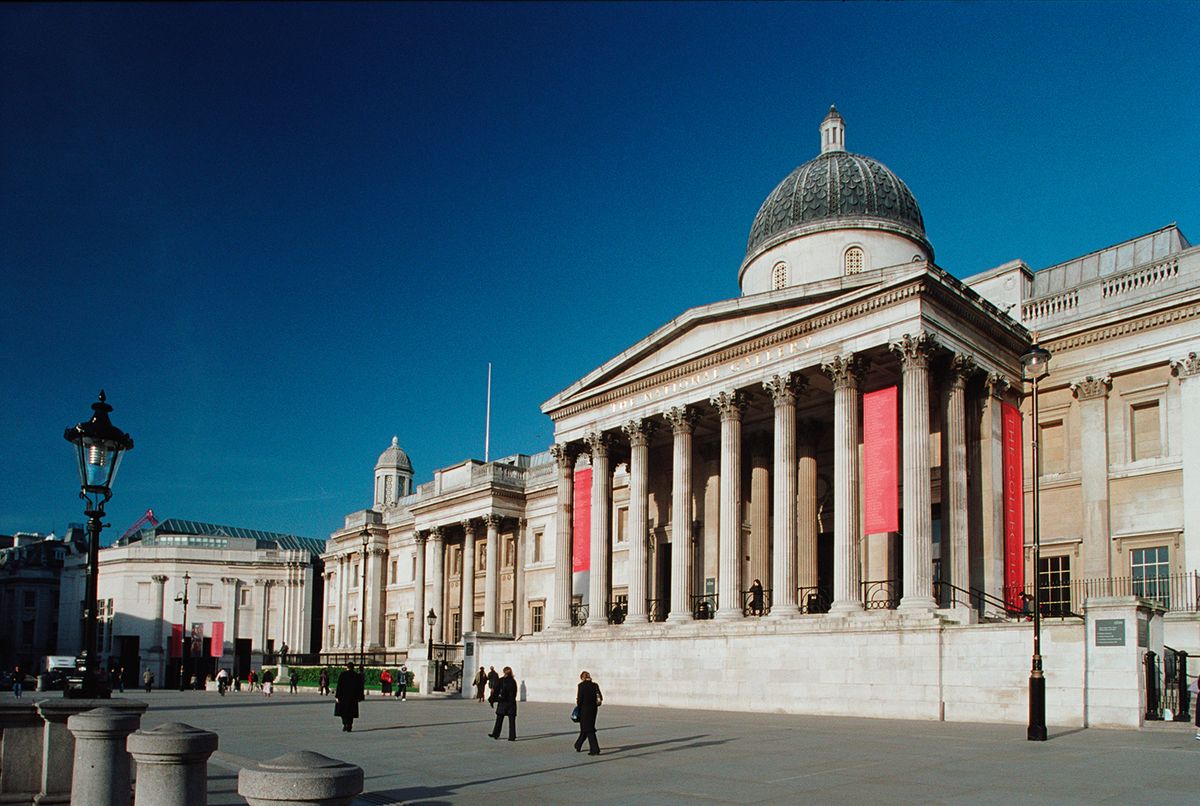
[{"xmin": 376, "ymin": 436, "xmax": 413, "ymax": 473}]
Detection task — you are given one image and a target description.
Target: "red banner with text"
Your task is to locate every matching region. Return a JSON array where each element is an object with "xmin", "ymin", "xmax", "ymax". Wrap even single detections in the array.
[
  {"xmin": 1002, "ymin": 402, "xmax": 1025, "ymax": 610},
  {"xmin": 863, "ymin": 386, "xmax": 899, "ymax": 534},
  {"xmin": 572, "ymin": 467, "xmax": 592, "ymax": 573},
  {"xmin": 169, "ymin": 623, "xmax": 183, "ymax": 658},
  {"xmin": 209, "ymin": 621, "xmax": 224, "ymax": 657}
]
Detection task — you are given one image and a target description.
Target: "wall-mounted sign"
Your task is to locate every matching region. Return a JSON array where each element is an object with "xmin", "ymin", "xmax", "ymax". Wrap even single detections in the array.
[
  {"xmin": 1095, "ymin": 618, "xmax": 1125, "ymax": 647},
  {"xmin": 1137, "ymin": 616, "xmax": 1149, "ymax": 648}
]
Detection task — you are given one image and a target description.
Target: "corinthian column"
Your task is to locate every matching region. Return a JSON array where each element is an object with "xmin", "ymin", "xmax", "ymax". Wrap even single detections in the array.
[
  {"xmin": 665, "ymin": 405, "xmax": 700, "ymax": 622},
  {"xmin": 483, "ymin": 514, "xmax": 501, "ymax": 632},
  {"xmin": 412, "ymin": 532, "xmax": 427, "ymax": 648},
  {"xmin": 1071, "ymin": 375, "xmax": 1113, "ymax": 581},
  {"xmin": 584, "ymin": 431, "xmax": 613, "ymax": 628},
  {"xmin": 823, "ymin": 354, "xmax": 866, "ymax": 614},
  {"xmin": 460, "ymin": 520, "xmax": 477, "ymax": 634},
  {"xmin": 549, "ymin": 444, "xmax": 576, "ymax": 630},
  {"xmin": 946, "ymin": 355, "xmax": 975, "ymax": 596},
  {"xmin": 766, "ymin": 373, "xmax": 804, "ymax": 617},
  {"xmin": 710, "ymin": 391, "xmax": 745, "ymax": 620},
  {"xmin": 892, "ymin": 332, "xmax": 937, "ymax": 612},
  {"xmin": 428, "ymin": 527, "xmax": 445, "ymax": 642},
  {"xmin": 150, "ymin": 575, "xmax": 168, "ymax": 654},
  {"xmin": 796, "ymin": 420, "xmax": 819, "ymax": 601},
  {"xmin": 622, "ymin": 419, "xmax": 655, "ymax": 622}
]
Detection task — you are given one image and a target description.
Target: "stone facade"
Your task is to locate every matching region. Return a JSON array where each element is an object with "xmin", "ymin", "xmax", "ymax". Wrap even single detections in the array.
[{"xmin": 0, "ymin": 529, "xmax": 86, "ymax": 674}]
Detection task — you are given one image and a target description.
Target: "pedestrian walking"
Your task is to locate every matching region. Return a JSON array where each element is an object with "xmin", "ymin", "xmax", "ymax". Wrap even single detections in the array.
[
  {"xmin": 396, "ymin": 665, "xmax": 408, "ymax": 700},
  {"xmin": 380, "ymin": 668, "xmax": 393, "ymax": 697},
  {"xmin": 574, "ymin": 670, "xmax": 603, "ymax": 755},
  {"xmin": 289, "ymin": 671, "xmax": 298, "ymax": 694},
  {"xmin": 248, "ymin": 668, "xmax": 258, "ymax": 691},
  {"xmin": 143, "ymin": 667, "xmax": 154, "ymax": 694},
  {"xmin": 487, "ymin": 666, "xmax": 518, "ymax": 741},
  {"xmin": 216, "ymin": 668, "xmax": 230, "ymax": 696},
  {"xmin": 319, "ymin": 667, "xmax": 330, "ymax": 696},
  {"xmin": 486, "ymin": 666, "xmax": 500, "ymax": 707},
  {"xmin": 473, "ymin": 666, "xmax": 487, "ymax": 702},
  {"xmin": 750, "ymin": 578, "xmax": 765, "ymax": 616},
  {"xmin": 115, "ymin": 666, "xmax": 126, "ymax": 693},
  {"xmin": 12, "ymin": 667, "xmax": 24, "ymax": 698},
  {"xmin": 334, "ymin": 662, "xmax": 365, "ymax": 732}
]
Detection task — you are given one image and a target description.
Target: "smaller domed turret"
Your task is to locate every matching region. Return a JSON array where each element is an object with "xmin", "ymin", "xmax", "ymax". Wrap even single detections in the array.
[
  {"xmin": 374, "ymin": 436, "xmax": 413, "ymax": 508},
  {"xmin": 820, "ymin": 105, "xmax": 845, "ymax": 154}
]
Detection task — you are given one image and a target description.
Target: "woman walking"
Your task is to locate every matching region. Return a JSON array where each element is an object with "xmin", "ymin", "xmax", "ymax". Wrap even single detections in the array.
[
  {"xmin": 574, "ymin": 670, "xmax": 603, "ymax": 756},
  {"xmin": 487, "ymin": 667, "xmax": 518, "ymax": 741}
]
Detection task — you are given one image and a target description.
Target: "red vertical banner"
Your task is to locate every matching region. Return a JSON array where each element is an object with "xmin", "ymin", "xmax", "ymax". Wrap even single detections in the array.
[
  {"xmin": 209, "ymin": 621, "xmax": 224, "ymax": 657},
  {"xmin": 572, "ymin": 467, "xmax": 592, "ymax": 572},
  {"xmin": 1002, "ymin": 402, "xmax": 1025, "ymax": 610},
  {"xmin": 863, "ymin": 386, "xmax": 899, "ymax": 534},
  {"xmin": 169, "ymin": 623, "xmax": 183, "ymax": 658}
]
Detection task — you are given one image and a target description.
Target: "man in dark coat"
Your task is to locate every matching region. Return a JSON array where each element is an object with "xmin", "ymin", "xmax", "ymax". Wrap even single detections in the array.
[
  {"xmin": 574, "ymin": 670, "xmax": 603, "ymax": 755},
  {"xmin": 486, "ymin": 666, "xmax": 500, "ymax": 708},
  {"xmin": 487, "ymin": 666, "xmax": 518, "ymax": 741},
  {"xmin": 334, "ymin": 662, "xmax": 365, "ymax": 732}
]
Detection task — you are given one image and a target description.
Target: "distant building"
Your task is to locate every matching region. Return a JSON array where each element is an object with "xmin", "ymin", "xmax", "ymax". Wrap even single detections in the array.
[
  {"xmin": 0, "ymin": 528, "xmax": 87, "ymax": 673},
  {"xmin": 58, "ymin": 518, "xmax": 325, "ymax": 688}
]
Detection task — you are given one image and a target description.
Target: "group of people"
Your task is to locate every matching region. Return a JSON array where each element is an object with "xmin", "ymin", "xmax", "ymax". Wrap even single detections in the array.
[{"xmin": 467, "ymin": 665, "xmax": 606, "ymax": 753}]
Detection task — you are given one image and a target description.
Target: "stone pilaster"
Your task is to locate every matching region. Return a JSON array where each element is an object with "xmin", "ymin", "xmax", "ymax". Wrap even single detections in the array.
[
  {"xmin": 220, "ymin": 577, "xmax": 238, "ymax": 666},
  {"xmin": 513, "ymin": 518, "xmax": 527, "ymax": 635},
  {"xmin": 1071, "ymin": 375, "xmax": 1113, "ymax": 579},
  {"xmin": 483, "ymin": 514, "xmax": 501, "ymax": 633},
  {"xmin": 823, "ymin": 354, "xmax": 867, "ymax": 614},
  {"xmin": 412, "ymin": 532, "xmax": 427, "ymax": 647},
  {"xmin": 1172, "ymin": 353, "xmax": 1200, "ymax": 574},
  {"xmin": 584, "ymin": 431, "xmax": 613, "ymax": 627},
  {"xmin": 766, "ymin": 373, "xmax": 804, "ymax": 617},
  {"xmin": 460, "ymin": 520, "xmax": 477, "ymax": 634},
  {"xmin": 665, "ymin": 405, "xmax": 700, "ymax": 622},
  {"xmin": 893, "ymin": 332, "xmax": 937, "ymax": 612},
  {"xmin": 428, "ymin": 527, "xmax": 445, "ymax": 643},
  {"xmin": 710, "ymin": 391, "xmax": 746, "ymax": 620},
  {"xmin": 258, "ymin": 579, "xmax": 274, "ymax": 653},
  {"xmin": 946, "ymin": 354, "xmax": 975, "ymax": 596},
  {"xmin": 622, "ymin": 419, "xmax": 655, "ymax": 622},
  {"xmin": 337, "ymin": 554, "xmax": 350, "ymax": 648},
  {"xmin": 549, "ymin": 444, "xmax": 577, "ymax": 630},
  {"xmin": 364, "ymin": 543, "xmax": 383, "ymax": 649}
]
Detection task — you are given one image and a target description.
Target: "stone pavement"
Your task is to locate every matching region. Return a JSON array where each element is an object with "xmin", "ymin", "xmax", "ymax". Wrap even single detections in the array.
[{"xmin": 134, "ymin": 689, "xmax": 1198, "ymax": 805}]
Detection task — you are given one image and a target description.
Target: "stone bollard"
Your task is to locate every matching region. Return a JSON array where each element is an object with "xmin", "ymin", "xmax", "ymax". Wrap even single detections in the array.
[
  {"xmin": 238, "ymin": 751, "xmax": 364, "ymax": 806},
  {"xmin": 126, "ymin": 722, "xmax": 219, "ymax": 806},
  {"xmin": 0, "ymin": 700, "xmax": 44, "ymax": 803},
  {"xmin": 67, "ymin": 707, "xmax": 141, "ymax": 806},
  {"xmin": 36, "ymin": 698, "xmax": 149, "ymax": 805}
]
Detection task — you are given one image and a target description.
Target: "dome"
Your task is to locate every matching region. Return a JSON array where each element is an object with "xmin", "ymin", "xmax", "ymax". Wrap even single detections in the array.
[
  {"xmin": 743, "ymin": 107, "xmax": 930, "ymax": 267},
  {"xmin": 375, "ymin": 436, "xmax": 413, "ymax": 473}
]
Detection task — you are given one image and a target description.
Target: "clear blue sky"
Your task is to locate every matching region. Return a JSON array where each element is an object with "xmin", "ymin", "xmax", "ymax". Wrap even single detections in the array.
[{"xmin": 3, "ymin": 2, "xmax": 1197, "ymax": 541}]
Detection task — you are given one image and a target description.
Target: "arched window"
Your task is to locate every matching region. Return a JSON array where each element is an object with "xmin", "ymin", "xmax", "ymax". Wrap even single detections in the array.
[
  {"xmin": 844, "ymin": 246, "xmax": 864, "ymax": 275},
  {"xmin": 772, "ymin": 261, "xmax": 788, "ymax": 290}
]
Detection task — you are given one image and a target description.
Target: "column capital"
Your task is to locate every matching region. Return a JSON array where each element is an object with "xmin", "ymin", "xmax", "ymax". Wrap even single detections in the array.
[
  {"xmin": 1170, "ymin": 352, "xmax": 1200, "ymax": 378},
  {"xmin": 428, "ymin": 526, "xmax": 445, "ymax": 544},
  {"xmin": 550, "ymin": 442, "xmax": 578, "ymax": 470},
  {"xmin": 460, "ymin": 519, "xmax": 477, "ymax": 536},
  {"xmin": 413, "ymin": 530, "xmax": 428, "ymax": 545},
  {"xmin": 890, "ymin": 331, "xmax": 938, "ymax": 370},
  {"xmin": 584, "ymin": 430, "xmax": 613, "ymax": 457},
  {"xmin": 621, "ymin": 418, "xmax": 657, "ymax": 447},
  {"xmin": 709, "ymin": 390, "xmax": 747, "ymax": 421},
  {"xmin": 254, "ymin": 577, "xmax": 273, "ymax": 587},
  {"xmin": 763, "ymin": 373, "xmax": 806, "ymax": 406},
  {"xmin": 219, "ymin": 577, "xmax": 238, "ymax": 586},
  {"xmin": 986, "ymin": 373, "xmax": 1010, "ymax": 399},
  {"xmin": 664, "ymin": 405, "xmax": 700, "ymax": 434},
  {"xmin": 152, "ymin": 574, "xmax": 169, "ymax": 584},
  {"xmin": 1070, "ymin": 375, "xmax": 1112, "ymax": 400},
  {"xmin": 948, "ymin": 353, "xmax": 978, "ymax": 388},
  {"xmin": 483, "ymin": 513, "xmax": 503, "ymax": 530},
  {"xmin": 822, "ymin": 354, "xmax": 868, "ymax": 390}
]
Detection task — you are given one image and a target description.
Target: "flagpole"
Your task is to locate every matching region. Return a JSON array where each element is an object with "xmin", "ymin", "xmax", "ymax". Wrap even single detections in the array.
[{"xmin": 484, "ymin": 362, "xmax": 492, "ymax": 463}]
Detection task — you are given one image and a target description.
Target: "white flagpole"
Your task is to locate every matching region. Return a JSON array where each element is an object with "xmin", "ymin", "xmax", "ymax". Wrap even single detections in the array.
[{"xmin": 484, "ymin": 362, "xmax": 492, "ymax": 463}]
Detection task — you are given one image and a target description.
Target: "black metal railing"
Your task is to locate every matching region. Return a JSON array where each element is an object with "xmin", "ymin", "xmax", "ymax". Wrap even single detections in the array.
[
  {"xmin": 1170, "ymin": 648, "xmax": 1192, "ymax": 722},
  {"xmin": 430, "ymin": 642, "xmax": 463, "ymax": 693},
  {"xmin": 798, "ymin": 586, "xmax": 831, "ymax": 614},
  {"xmin": 646, "ymin": 598, "xmax": 668, "ymax": 623},
  {"xmin": 742, "ymin": 587, "xmax": 771, "ymax": 617},
  {"xmin": 303, "ymin": 651, "xmax": 410, "ymax": 667},
  {"xmin": 691, "ymin": 593, "xmax": 717, "ymax": 620},
  {"xmin": 933, "ymin": 580, "xmax": 1026, "ymax": 618},
  {"xmin": 570, "ymin": 603, "xmax": 589, "ymax": 627},
  {"xmin": 1007, "ymin": 572, "xmax": 1200, "ymax": 616},
  {"xmin": 861, "ymin": 579, "xmax": 900, "ymax": 610},
  {"xmin": 607, "ymin": 601, "xmax": 627, "ymax": 625}
]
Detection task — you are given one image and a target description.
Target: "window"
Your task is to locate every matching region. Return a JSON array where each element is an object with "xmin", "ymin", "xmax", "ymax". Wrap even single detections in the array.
[
  {"xmin": 1131, "ymin": 401, "xmax": 1162, "ymax": 460},
  {"xmin": 411, "ymin": 554, "xmax": 417, "ymax": 580},
  {"xmin": 533, "ymin": 531, "xmax": 543, "ymax": 563},
  {"xmin": 389, "ymin": 560, "xmax": 397, "ymax": 585},
  {"xmin": 844, "ymin": 246, "xmax": 864, "ymax": 275},
  {"xmin": 504, "ymin": 537, "xmax": 515, "ymax": 568},
  {"xmin": 503, "ymin": 607, "xmax": 513, "ymax": 633},
  {"xmin": 239, "ymin": 588, "xmax": 251, "ymax": 608},
  {"xmin": 451, "ymin": 611, "xmax": 462, "ymax": 643},
  {"xmin": 616, "ymin": 507, "xmax": 629, "ymax": 543},
  {"xmin": 1037, "ymin": 556, "xmax": 1071, "ymax": 616},
  {"xmin": 771, "ymin": 261, "xmax": 788, "ymax": 290},
  {"xmin": 198, "ymin": 583, "xmax": 214, "ymax": 605},
  {"xmin": 352, "ymin": 563, "xmax": 359, "ymax": 584},
  {"xmin": 386, "ymin": 616, "xmax": 397, "ymax": 647},
  {"xmin": 1039, "ymin": 420, "xmax": 1065, "ymax": 475},
  {"xmin": 531, "ymin": 603, "xmax": 544, "ymax": 633},
  {"xmin": 1131, "ymin": 546, "xmax": 1170, "ymax": 607}
]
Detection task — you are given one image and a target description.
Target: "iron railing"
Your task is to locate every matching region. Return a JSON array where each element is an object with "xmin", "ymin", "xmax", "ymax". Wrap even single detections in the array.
[
  {"xmin": 304, "ymin": 651, "xmax": 410, "ymax": 667},
  {"xmin": 798, "ymin": 586, "xmax": 831, "ymax": 614},
  {"xmin": 691, "ymin": 593, "xmax": 717, "ymax": 620},
  {"xmin": 742, "ymin": 587, "xmax": 771, "ymax": 617},
  {"xmin": 607, "ymin": 601, "xmax": 627, "ymax": 625},
  {"xmin": 570, "ymin": 603, "xmax": 589, "ymax": 627},
  {"xmin": 646, "ymin": 598, "xmax": 668, "ymax": 623},
  {"xmin": 862, "ymin": 579, "xmax": 901, "ymax": 610}
]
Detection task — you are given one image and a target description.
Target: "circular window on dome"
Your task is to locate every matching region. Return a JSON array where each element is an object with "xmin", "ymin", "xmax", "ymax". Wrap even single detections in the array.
[
  {"xmin": 772, "ymin": 261, "xmax": 788, "ymax": 290},
  {"xmin": 844, "ymin": 246, "xmax": 865, "ymax": 275}
]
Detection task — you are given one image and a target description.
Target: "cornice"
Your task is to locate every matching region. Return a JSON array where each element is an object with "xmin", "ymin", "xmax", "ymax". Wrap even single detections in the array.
[{"xmin": 1045, "ymin": 299, "xmax": 1200, "ymax": 354}]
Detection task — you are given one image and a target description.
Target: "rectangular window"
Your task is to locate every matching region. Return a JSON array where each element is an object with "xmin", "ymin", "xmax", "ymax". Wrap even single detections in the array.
[
  {"xmin": 531, "ymin": 603, "xmax": 544, "ymax": 633},
  {"xmin": 198, "ymin": 583, "xmax": 214, "ymax": 605},
  {"xmin": 1131, "ymin": 546, "xmax": 1170, "ymax": 607},
  {"xmin": 352, "ymin": 563, "xmax": 359, "ymax": 585},
  {"xmin": 533, "ymin": 531, "xmax": 543, "ymax": 563},
  {"xmin": 617, "ymin": 507, "xmax": 629, "ymax": 543},
  {"xmin": 1039, "ymin": 420, "xmax": 1065, "ymax": 475},
  {"xmin": 503, "ymin": 607, "xmax": 513, "ymax": 633},
  {"xmin": 389, "ymin": 560, "xmax": 397, "ymax": 585},
  {"xmin": 1037, "ymin": 555, "xmax": 1071, "ymax": 616},
  {"xmin": 239, "ymin": 588, "xmax": 251, "ymax": 608},
  {"xmin": 411, "ymin": 554, "xmax": 417, "ymax": 580},
  {"xmin": 452, "ymin": 611, "xmax": 462, "ymax": 643},
  {"xmin": 386, "ymin": 616, "xmax": 397, "ymax": 647},
  {"xmin": 406, "ymin": 612, "xmax": 414, "ymax": 646},
  {"xmin": 504, "ymin": 536, "xmax": 515, "ymax": 568},
  {"xmin": 1131, "ymin": 401, "xmax": 1162, "ymax": 460}
]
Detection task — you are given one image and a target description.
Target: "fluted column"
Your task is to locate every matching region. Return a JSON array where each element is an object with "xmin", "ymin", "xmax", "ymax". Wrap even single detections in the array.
[
  {"xmin": 460, "ymin": 520, "xmax": 477, "ymax": 634},
  {"xmin": 150, "ymin": 575, "xmax": 168, "ymax": 653},
  {"xmin": 766, "ymin": 374, "xmax": 804, "ymax": 617},
  {"xmin": 258, "ymin": 579, "xmax": 273, "ymax": 652},
  {"xmin": 665, "ymin": 405, "xmax": 699, "ymax": 622},
  {"xmin": 428, "ymin": 527, "xmax": 445, "ymax": 643},
  {"xmin": 982, "ymin": 375, "xmax": 1011, "ymax": 604},
  {"xmin": 623, "ymin": 419, "xmax": 655, "ymax": 622},
  {"xmin": 412, "ymin": 533, "xmax": 427, "ymax": 647},
  {"xmin": 749, "ymin": 435, "xmax": 771, "ymax": 595},
  {"xmin": 893, "ymin": 332, "xmax": 937, "ymax": 611},
  {"xmin": 1171, "ymin": 353, "xmax": 1200, "ymax": 575},
  {"xmin": 710, "ymin": 391, "xmax": 745, "ymax": 620},
  {"xmin": 823, "ymin": 354, "xmax": 866, "ymax": 614},
  {"xmin": 947, "ymin": 355, "xmax": 975, "ymax": 595},
  {"xmin": 513, "ymin": 519, "xmax": 527, "ymax": 635},
  {"xmin": 364, "ymin": 544, "xmax": 383, "ymax": 648},
  {"xmin": 483, "ymin": 514, "xmax": 501, "ymax": 632},
  {"xmin": 1071, "ymin": 375, "xmax": 1113, "ymax": 580},
  {"xmin": 549, "ymin": 444, "xmax": 577, "ymax": 630},
  {"xmin": 584, "ymin": 431, "xmax": 613, "ymax": 627},
  {"xmin": 796, "ymin": 420, "xmax": 819, "ymax": 598},
  {"xmin": 338, "ymin": 555, "xmax": 350, "ymax": 648}
]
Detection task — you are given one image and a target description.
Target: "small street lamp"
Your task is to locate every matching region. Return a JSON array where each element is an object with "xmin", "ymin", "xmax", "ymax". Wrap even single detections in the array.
[
  {"xmin": 360, "ymin": 528, "xmax": 370, "ymax": 668},
  {"xmin": 1022, "ymin": 340, "xmax": 1052, "ymax": 742},
  {"xmin": 64, "ymin": 390, "xmax": 133, "ymax": 698},
  {"xmin": 174, "ymin": 572, "xmax": 191, "ymax": 690},
  {"xmin": 426, "ymin": 608, "xmax": 437, "ymax": 661}
]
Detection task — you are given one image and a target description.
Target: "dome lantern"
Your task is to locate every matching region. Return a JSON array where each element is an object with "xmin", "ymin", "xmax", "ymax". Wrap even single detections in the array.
[{"xmin": 820, "ymin": 105, "xmax": 845, "ymax": 154}]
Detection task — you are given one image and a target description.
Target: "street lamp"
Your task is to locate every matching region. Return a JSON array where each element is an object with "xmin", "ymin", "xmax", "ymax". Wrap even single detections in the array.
[
  {"xmin": 359, "ymin": 528, "xmax": 369, "ymax": 668},
  {"xmin": 174, "ymin": 572, "xmax": 191, "ymax": 690},
  {"xmin": 1022, "ymin": 340, "xmax": 1051, "ymax": 742},
  {"xmin": 64, "ymin": 390, "xmax": 133, "ymax": 698},
  {"xmin": 426, "ymin": 608, "xmax": 437, "ymax": 661}
]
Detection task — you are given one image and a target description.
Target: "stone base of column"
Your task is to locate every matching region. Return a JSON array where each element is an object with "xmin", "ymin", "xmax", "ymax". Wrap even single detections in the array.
[
  {"xmin": 545, "ymin": 620, "xmax": 572, "ymax": 632},
  {"xmin": 665, "ymin": 612, "xmax": 693, "ymax": 623},
  {"xmin": 827, "ymin": 601, "xmax": 864, "ymax": 616},
  {"xmin": 898, "ymin": 596, "xmax": 938, "ymax": 613},
  {"xmin": 765, "ymin": 607, "xmax": 800, "ymax": 620},
  {"xmin": 712, "ymin": 608, "xmax": 740, "ymax": 621}
]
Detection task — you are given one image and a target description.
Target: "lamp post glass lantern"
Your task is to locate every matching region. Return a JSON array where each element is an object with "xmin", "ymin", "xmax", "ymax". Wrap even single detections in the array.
[
  {"xmin": 360, "ymin": 529, "xmax": 370, "ymax": 667},
  {"xmin": 64, "ymin": 390, "xmax": 133, "ymax": 698},
  {"xmin": 1021, "ymin": 342, "xmax": 1051, "ymax": 742}
]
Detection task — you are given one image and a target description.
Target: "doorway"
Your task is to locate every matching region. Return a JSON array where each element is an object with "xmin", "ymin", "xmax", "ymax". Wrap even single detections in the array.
[{"xmin": 654, "ymin": 542, "xmax": 671, "ymax": 621}]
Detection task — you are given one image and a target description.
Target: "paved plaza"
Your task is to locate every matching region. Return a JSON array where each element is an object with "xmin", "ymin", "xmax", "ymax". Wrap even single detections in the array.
[{"xmin": 128, "ymin": 688, "xmax": 1198, "ymax": 805}]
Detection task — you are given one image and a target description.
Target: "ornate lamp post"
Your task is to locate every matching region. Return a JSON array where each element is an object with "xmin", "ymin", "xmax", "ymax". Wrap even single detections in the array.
[
  {"xmin": 426, "ymin": 608, "xmax": 437, "ymax": 661},
  {"xmin": 174, "ymin": 572, "xmax": 192, "ymax": 690},
  {"xmin": 64, "ymin": 391, "xmax": 133, "ymax": 698},
  {"xmin": 359, "ymin": 528, "xmax": 370, "ymax": 668},
  {"xmin": 1022, "ymin": 341, "xmax": 1051, "ymax": 742}
]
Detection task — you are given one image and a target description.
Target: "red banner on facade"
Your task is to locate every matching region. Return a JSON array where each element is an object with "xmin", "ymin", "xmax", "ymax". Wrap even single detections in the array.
[
  {"xmin": 572, "ymin": 467, "xmax": 592, "ymax": 572},
  {"xmin": 209, "ymin": 621, "xmax": 224, "ymax": 657},
  {"xmin": 863, "ymin": 386, "xmax": 899, "ymax": 534},
  {"xmin": 169, "ymin": 623, "xmax": 183, "ymax": 658},
  {"xmin": 1002, "ymin": 401, "xmax": 1025, "ymax": 610}
]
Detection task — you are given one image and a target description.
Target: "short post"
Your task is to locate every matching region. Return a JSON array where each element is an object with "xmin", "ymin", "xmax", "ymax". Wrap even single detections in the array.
[
  {"xmin": 238, "ymin": 751, "xmax": 363, "ymax": 806},
  {"xmin": 1144, "ymin": 650, "xmax": 1161, "ymax": 721},
  {"xmin": 1175, "ymin": 651, "xmax": 1191, "ymax": 721},
  {"xmin": 67, "ymin": 707, "xmax": 141, "ymax": 806},
  {"xmin": 126, "ymin": 722, "xmax": 219, "ymax": 806},
  {"xmin": 0, "ymin": 701, "xmax": 44, "ymax": 803},
  {"xmin": 36, "ymin": 698, "xmax": 148, "ymax": 805}
]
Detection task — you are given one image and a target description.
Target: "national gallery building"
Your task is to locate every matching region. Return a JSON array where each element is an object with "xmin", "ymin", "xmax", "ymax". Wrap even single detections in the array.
[{"xmin": 324, "ymin": 109, "xmax": 1199, "ymax": 726}]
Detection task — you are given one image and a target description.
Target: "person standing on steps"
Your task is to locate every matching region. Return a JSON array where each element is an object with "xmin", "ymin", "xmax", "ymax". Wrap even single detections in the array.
[
  {"xmin": 488, "ymin": 666, "xmax": 518, "ymax": 741},
  {"xmin": 574, "ymin": 670, "xmax": 603, "ymax": 756},
  {"xmin": 334, "ymin": 662, "xmax": 365, "ymax": 732}
]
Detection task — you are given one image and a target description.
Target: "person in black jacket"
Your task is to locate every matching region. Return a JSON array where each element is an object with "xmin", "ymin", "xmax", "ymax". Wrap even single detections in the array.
[
  {"xmin": 487, "ymin": 666, "xmax": 518, "ymax": 741},
  {"xmin": 334, "ymin": 662, "xmax": 365, "ymax": 732},
  {"xmin": 574, "ymin": 670, "xmax": 603, "ymax": 755}
]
